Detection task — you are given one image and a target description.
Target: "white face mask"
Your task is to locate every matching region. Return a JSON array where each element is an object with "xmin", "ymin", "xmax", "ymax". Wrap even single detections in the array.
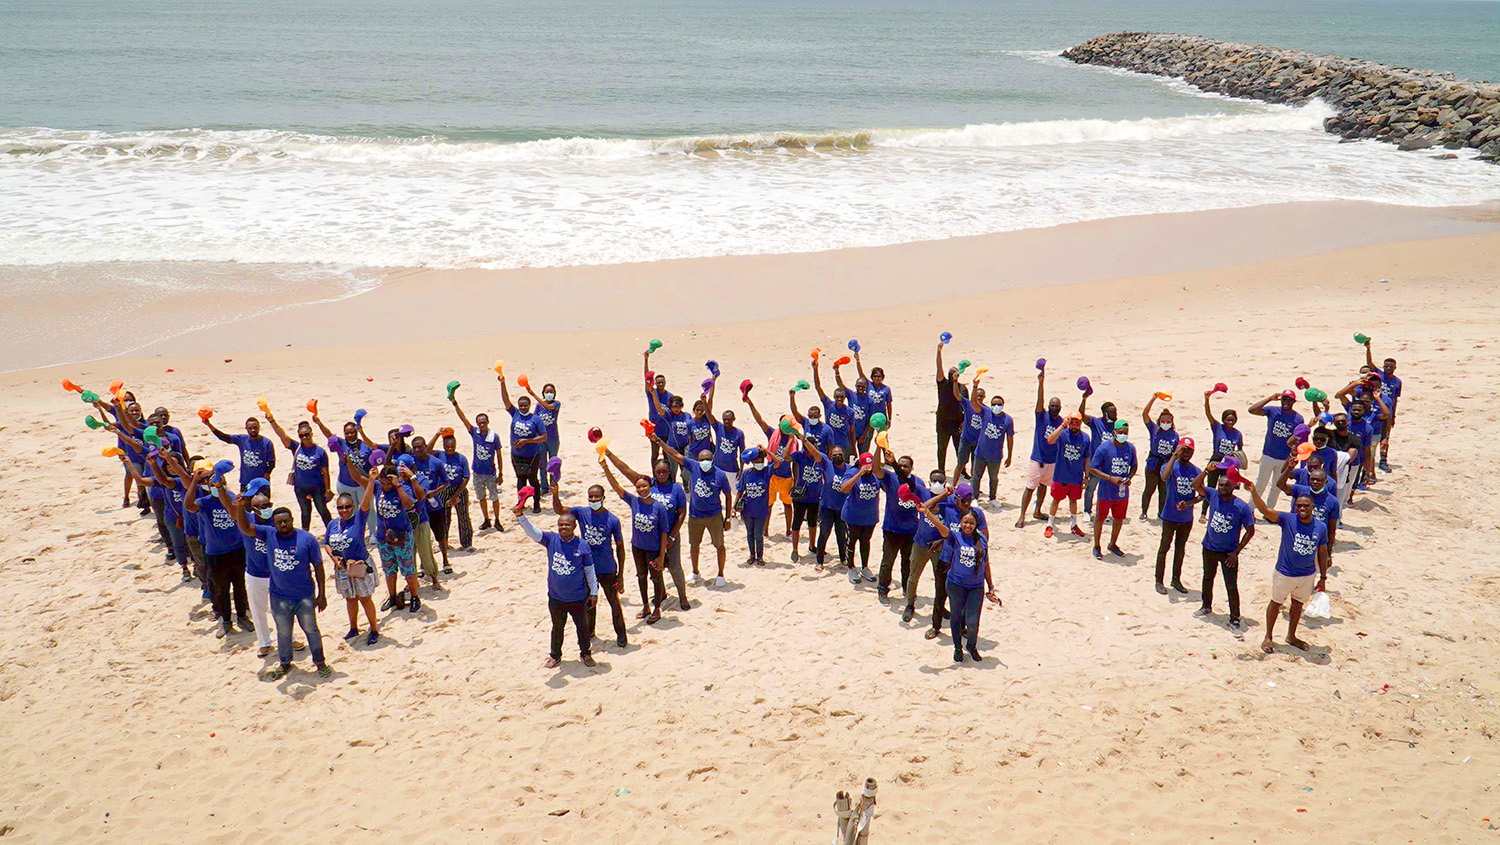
[
  {"xmin": 1114, "ymin": 433, "xmax": 1128, "ymax": 443},
  {"xmin": 543, "ymin": 391, "xmax": 555, "ymax": 401},
  {"xmin": 257, "ymin": 507, "xmax": 273, "ymax": 519},
  {"xmin": 699, "ymin": 460, "xmax": 714, "ymax": 472},
  {"xmin": 1160, "ymin": 422, "xmax": 1173, "ymax": 431},
  {"xmin": 990, "ymin": 404, "xmax": 1002, "ymax": 413},
  {"xmin": 753, "ymin": 461, "xmax": 767, "ymax": 471},
  {"xmin": 589, "ymin": 500, "xmax": 604, "ymax": 511}
]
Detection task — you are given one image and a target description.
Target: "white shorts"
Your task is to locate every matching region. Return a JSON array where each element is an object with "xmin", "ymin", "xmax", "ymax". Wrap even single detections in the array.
[
  {"xmin": 1024, "ymin": 460, "xmax": 1055, "ymax": 489},
  {"xmin": 1270, "ymin": 571, "xmax": 1317, "ymax": 606}
]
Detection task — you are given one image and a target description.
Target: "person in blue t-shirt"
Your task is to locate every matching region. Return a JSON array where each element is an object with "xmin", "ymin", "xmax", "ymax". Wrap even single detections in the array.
[
  {"xmin": 265, "ymin": 412, "xmax": 334, "ymax": 531},
  {"xmin": 1078, "ymin": 385, "xmax": 1118, "ymax": 517},
  {"xmin": 916, "ymin": 501, "xmax": 998, "ymax": 664},
  {"xmin": 523, "ymin": 379, "xmax": 563, "ymax": 495},
  {"xmin": 433, "ymin": 430, "xmax": 474, "ymax": 554},
  {"xmin": 789, "ymin": 388, "xmax": 834, "ymax": 456},
  {"xmin": 831, "ymin": 360, "xmax": 875, "ymax": 451},
  {"xmin": 732, "ymin": 447, "xmax": 773, "ymax": 566},
  {"xmin": 1278, "ymin": 467, "xmax": 1341, "ymax": 558},
  {"xmin": 1364, "ymin": 339, "xmax": 1403, "ymax": 472},
  {"xmin": 230, "ymin": 503, "xmax": 329, "ymax": 680},
  {"xmin": 780, "ymin": 426, "xmax": 830, "ymax": 564},
  {"xmin": 839, "ymin": 451, "xmax": 886, "ymax": 582},
  {"xmin": 1088, "ymin": 419, "xmax": 1137, "ymax": 559},
  {"xmin": 901, "ymin": 470, "xmax": 956, "ymax": 627},
  {"xmin": 650, "ymin": 431, "xmax": 734, "ymax": 587},
  {"xmin": 553, "ymin": 483, "xmax": 628, "ymax": 648},
  {"xmin": 312, "ymin": 411, "xmax": 375, "ymax": 508},
  {"xmin": 602, "ymin": 446, "xmax": 692, "ymax": 612},
  {"xmin": 602, "ymin": 458, "xmax": 672, "ymax": 622},
  {"xmin": 1248, "ymin": 390, "xmax": 1304, "ymax": 510},
  {"xmin": 1248, "ymin": 483, "xmax": 1329, "ymax": 655},
  {"xmin": 450, "ymin": 394, "xmax": 505, "ymax": 532},
  {"xmin": 407, "ymin": 437, "xmax": 453, "ymax": 589},
  {"xmin": 204, "ymin": 414, "xmax": 277, "ymax": 489},
  {"xmin": 1139, "ymin": 393, "xmax": 1180, "ymax": 519},
  {"xmin": 516, "ymin": 507, "xmax": 599, "ymax": 668},
  {"xmin": 643, "ymin": 348, "xmax": 676, "ymax": 467},
  {"xmin": 1200, "ymin": 390, "xmax": 1244, "ymax": 522},
  {"xmin": 184, "ymin": 467, "xmax": 254, "ymax": 635},
  {"xmin": 1335, "ymin": 377, "xmax": 1393, "ymax": 494},
  {"xmin": 342, "ymin": 457, "xmax": 428, "ymax": 613},
  {"xmin": 968, "ymin": 387, "xmax": 1014, "ymax": 503},
  {"xmin": 325, "ymin": 484, "xmax": 379, "ymax": 647},
  {"xmin": 811, "ymin": 361, "xmax": 857, "ymax": 457},
  {"xmin": 500, "ymin": 374, "xmax": 549, "ymax": 511},
  {"xmin": 812, "ymin": 445, "xmax": 853, "ymax": 571},
  {"xmin": 875, "ymin": 449, "xmax": 929, "ymax": 600},
  {"xmin": 1018, "ymin": 365, "xmax": 1063, "ymax": 528},
  {"xmin": 741, "ymin": 391, "xmax": 797, "ymax": 539},
  {"xmin": 91, "ymin": 391, "xmax": 149, "ymax": 511},
  {"xmin": 1044, "ymin": 411, "xmax": 1091, "ymax": 539},
  {"xmin": 1154, "ymin": 439, "xmax": 1200, "ymax": 595},
  {"xmin": 1184, "ymin": 464, "xmax": 1257, "ymax": 632},
  {"xmin": 711, "ymin": 410, "xmax": 747, "ymax": 488},
  {"xmin": 952, "ymin": 380, "xmax": 986, "ymax": 482}
]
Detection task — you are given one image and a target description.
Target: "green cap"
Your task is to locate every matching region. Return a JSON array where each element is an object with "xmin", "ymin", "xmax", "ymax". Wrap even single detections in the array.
[
  {"xmin": 871, "ymin": 412, "xmax": 889, "ymax": 431},
  {"xmin": 793, "ymin": 379, "xmax": 810, "ymax": 392},
  {"xmin": 1113, "ymin": 419, "xmax": 1129, "ymax": 432},
  {"xmin": 1354, "ymin": 332, "xmax": 1370, "ymax": 345},
  {"xmin": 85, "ymin": 415, "xmax": 103, "ymax": 430},
  {"xmin": 446, "ymin": 380, "xmax": 461, "ymax": 399},
  {"xmin": 80, "ymin": 390, "xmax": 98, "ymax": 403},
  {"xmin": 778, "ymin": 419, "xmax": 795, "ymax": 436}
]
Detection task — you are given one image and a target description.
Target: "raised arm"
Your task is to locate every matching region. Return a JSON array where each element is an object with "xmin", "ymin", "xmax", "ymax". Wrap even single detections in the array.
[
  {"xmin": 703, "ymin": 378, "xmax": 716, "ymax": 416},
  {"xmin": 649, "ymin": 432, "xmax": 685, "ymax": 467},
  {"xmin": 1372, "ymin": 393, "xmax": 1392, "ymax": 421},
  {"xmin": 601, "ymin": 460, "xmax": 629, "ymax": 499},
  {"xmin": 1363, "ymin": 338, "xmax": 1376, "ymax": 371},
  {"xmin": 812, "ymin": 361, "xmax": 830, "ymax": 403},
  {"xmin": 604, "ymin": 447, "xmax": 645, "ymax": 485},
  {"xmin": 394, "ymin": 469, "xmax": 419, "ymax": 509},
  {"xmin": 1247, "ymin": 479, "xmax": 1277, "ymax": 522},
  {"xmin": 839, "ymin": 464, "xmax": 865, "ymax": 494},
  {"xmin": 311, "ymin": 413, "xmax": 334, "ymax": 440},
  {"xmin": 342, "ymin": 452, "xmax": 370, "ymax": 487},
  {"xmin": 789, "ymin": 389, "xmax": 806, "ymax": 425},
  {"xmin": 499, "ymin": 376, "xmax": 516, "ymax": 413},
  {"xmin": 1247, "ymin": 392, "xmax": 1274, "ymax": 417},
  {"xmin": 935, "ymin": 344, "xmax": 945, "ymax": 384},
  {"xmin": 118, "ymin": 455, "xmax": 155, "ymax": 488},
  {"xmin": 968, "ymin": 377, "xmax": 984, "ymax": 413},
  {"xmin": 917, "ymin": 502, "xmax": 950, "ymax": 538},
  {"xmin": 1203, "ymin": 390, "xmax": 1217, "ymax": 428},
  {"xmin": 264, "ymin": 412, "xmax": 294, "ymax": 449},
  {"xmin": 1035, "ymin": 368, "xmax": 1046, "ymax": 414},
  {"xmin": 451, "ymin": 397, "xmax": 475, "ymax": 432},
  {"xmin": 742, "ymin": 393, "xmax": 772, "ymax": 437},
  {"xmin": 230, "ymin": 488, "xmax": 255, "ymax": 537},
  {"xmin": 525, "ymin": 381, "xmax": 557, "ymax": 412},
  {"xmin": 205, "ymin": 418, "xmax": 233, "ymax": 444},
  {"xmin": 799, "ymin": 431, "xmax": 823, "ymax": 463},
  {"xmin": 832, "ymin": 361, "xmax": 850, "ymax": 393},
  {"xmin": 1046, "ymin": 422, "xmax": 1064, "ymax": 445},
  {"xmin": 359, "ymin": 470, "xmax": 376, "ymax": 513},
  {"xmin": 1333, "ymin": 378, "xmax": 1361, "ymax": 407},
  {"xmin": 1141, "ymin": 393, "xmax": 1157, "ymax": 427},
  {"xmin": 853, "ymin": 350, "xmax": 868, "ymax": 382},
  {"xmin": 356, "ymin": 419, "xmax": 378, "ymax": 451}
]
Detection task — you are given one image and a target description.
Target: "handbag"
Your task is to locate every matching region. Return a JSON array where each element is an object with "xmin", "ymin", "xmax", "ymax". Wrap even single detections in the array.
[{"xmin": 346, "ymin": 559, "xmax": 369, "ymax": 580}]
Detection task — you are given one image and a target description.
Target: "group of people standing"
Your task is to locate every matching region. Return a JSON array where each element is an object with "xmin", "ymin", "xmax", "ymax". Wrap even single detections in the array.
[{"xmin": 78, "ymin": 334, "xmax": 1400, "ymax": 672}]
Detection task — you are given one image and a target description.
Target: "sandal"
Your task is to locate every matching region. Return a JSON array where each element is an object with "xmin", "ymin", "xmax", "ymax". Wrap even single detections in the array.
[
  {"xmin": 647, "ymin": 609, "xmax": 661, "ymax": 625},
  {"xmin": 267, "ymin": 664, "xmax": 289, "ymax": 680},
  {"xmin": 544, "ymin": 656, "xmax": 559, "ymax": 668},
  {"xmin": 315, "ymin": 664, "xmax": 332, "ymax": 678},
  {"xmin": 256, "ymin": 646, "xmax": 273, "ymax": 659}
]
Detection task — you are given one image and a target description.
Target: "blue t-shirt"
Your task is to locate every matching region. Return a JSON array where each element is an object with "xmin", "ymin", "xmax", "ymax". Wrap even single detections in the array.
[
  {"xmin": 1345, "ymin": 407, "xmax": 1379, "ymax": 450},
  {"xmin": 410, "ymin": 454, "xmax": 449, "ymax": 515},
  {"xmin": 686, "ymin": 415, "xmax": 716, "ymax": 459},
  {"xmin": 373, "ymin": 482, "xmax": 415, "ymax": 536},
  {"xmin": 880, "ymin": 473, "xmax": 928, "ymax": 535},
  {"xmin": 975, "ymin": 409, "xmax": 1014, "ymax": 463},
  {"xmin": 1160, "ymin": 460, "xmax": 1201, "ymax": 525},
  {"xmin": 647, "ymin": 388, "xmax": 674, "ymax": 436},
  {"xmin": 943, "ymin": 531, "xmax": 987, "ymax": 589},
  {"xmin": 712, "ymin": 422, "xmax": 745, "ymax": 473},
  {"xmin": 326, "ymin": 509, "xmax": 371, "ymax": 563},
  {"xmin": 848, "ymin": 391, "xmax": 872, "ymax": 436},
  {"xmin": 1053, "ymin": 429, "xmax": 1091, "ymax": 486},
  {"xmin": 470, "ymin": 427, "xmax": 501, "ymax": 476},
  {"xmin": 537, "ymin": 530, "xmax": 593, "ymax": 602},
  {"xmin": 1209, "ymin": 422, "xmax": 1243, "ymax": 460},
  {"xmin": 1260, "ymin": 407, "xmax": 1304, "ymax": 461},
  {"xmin": 623, "ymin": 493, "xmax": 668, "ymax": 552},
  {"xmin": 1090, "ymin": 440, "xmax": 1137, "ymax": 501},
  {"xmin": 1274, "ymin": 511, "xmax": 1327, "ymax": 578},
  {"xmin": 736, "ymin": 467, "xmax": 772, "ymax": 520},
  {"xmin": 1087, "ymin": 415, "xmax": 1114, "ymax": 450},
  {"xmin": 960, "ymin": 403, "xmax": 984, "ymax": 445},
  {"xmin": 650, "ymin": 481, "xmax": 687, "ymax": 533},
  {"xmin": 1378, "ymin": 374, "xmax": 1402, "ymax": 411},
  {"xmin": 1290, "ymin": 482, "xmax": 1342, "ymax": 529},
  {"xmin": 196, "ymin": 493, "xmax": 243, "ymax": 555},
  {"xmin": 821, "ymin": 398, "xmax": 855, "ymax": 453},
  {"xmin": 537, "ymin": 399, "xmax": 561, "ymax": 440},
  {"xmin": 821, "ymin": 461, "xmax": 852, "ymax": 511},
  {"xmin": 336, "ymin": 437, "xmax": 373, "ymax": 488},
  {"xmin": 1144, "ymin": 421, "xmax": 1179, "ymax": 469},
  {"xmin": 840, "ymin": 471, "xmax": 882, "ymax": 527},
  {"xmin": 686, "ymin": 463, "xmax": 732, "ymax": 519},
  {"xmin": 243, "ymin": 514, "xmax": 271, "ymax": 578},
  {"xmin": 1202, "ymin": 489, "xmax": 1254, "ymax": 552},
  {"xmin": 867, "ymin": 383, "xmax": 892, "ymax": 417},
  {"xmin": 663, "ymin": 411, "xmax": 691, "ymax": 451},
  {"xmin": 790, "ymin": 451, "xmax": 827, "ymax": 504},
  {"xmin": 230, "ymin": 434, "xmax": 277, "ymax": 485},
  {"xmin": 441, "ymin": 452, "xmax": 471, "ymax": 497},
  {"xmin": 260, "ymin": 525, "xmax": 323, "ymax": 602},
  {"xmin": 287, "ymin": 442, "xmax": 329, "ymax": 490},
  {"xmin": 509, "ymin": 408, "xmax": 546, "ymax": 459},
  {"xmin": 569, "ymin": 506, "xmax": 623, "ymax": 576},
  {"xmin": 800, "ymin": 418, "xmax": 834, "ymax": 453},
  {"xmin": 1030, "ymin": 411, "xmax": 1062, "ymax": 464}
]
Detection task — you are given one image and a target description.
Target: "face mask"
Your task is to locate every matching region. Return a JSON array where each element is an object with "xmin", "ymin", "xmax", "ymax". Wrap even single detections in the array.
[
  {"xmin": 753, "ymin": 461, "xmax": 767, "ymax": 471},
  {"xmin": 589, "ymin": 500, "xmax": 604, "ymax": 511},
  {"xmin": 1160, "ymin": 422, "xmax": 1173, "ymax": 431},
  {"xmin": 809, "ymin": 417, "xmax": 821, "ymax": 426},
  {"xmin": 543, "ymin": 391, "xmax": 555, "ymax": 401},
  {"xmin": 990, "ymin": 404, "xmax": 1001, "ymax": 413},
  {"xmin": 995, "ymin": 404, "xmax": 1004, "ymax": 414},
  {"xmin": 257, "ymin": 507, "xmax": 273, "ymax": 519},
  {"xmin": 1310, "ymin": 484, "xmax": 1325, "ymax": 495},
  {"xmin": 833, "ymin": 457, "xmax": 846, "ymax": 467},
  {"xmin": 699, "ymin": 460, "xmax": 714, "ymax": 472},
  {"xmin": 1114, "ymin": 433, "xmax": 1128, "ymax": 443}
]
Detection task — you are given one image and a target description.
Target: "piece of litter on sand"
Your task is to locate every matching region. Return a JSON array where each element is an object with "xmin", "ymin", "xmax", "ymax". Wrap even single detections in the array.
[
  {"xmin": 614, "ymin": 788, "xmax": 631, "ymax": 796},
  {"xmin": 1266, "ymin": 681, "xmax": 1277, "ymax": 688},
  {"xmin": 1080, "ymin": 705, "xmax": 1094, "ymax": 712}
]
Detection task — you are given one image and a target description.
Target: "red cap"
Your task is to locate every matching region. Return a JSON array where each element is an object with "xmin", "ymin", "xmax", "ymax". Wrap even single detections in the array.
[
  {"xmin": 1280, "ymin": 390, "xmax": 1295, "ymax": 399},
  {"xmin": 857, "ymin": 452, "xmax": 874, "ymax": 468},
  {"xmin": 1179, "ymin": 436, "xmax": 1195, "ymax": 450}
]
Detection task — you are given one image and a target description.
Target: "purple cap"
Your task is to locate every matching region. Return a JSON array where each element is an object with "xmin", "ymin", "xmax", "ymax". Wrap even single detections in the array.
[
  {"xmin": 1036, "ymin": 357, "xmax": 1047, "ymax": 370},
  {"xmin": 546, "ymin": 456, "xmax": 563, "ymax": 481},
  {"xmin": 397, "ymin": 424, "xmax": 414, "ymax": 437},
  {"xmin": 369, "ymin": 449, "xmax": 387, "ymax": 466},
  {"xmin": 1219, "ymin": 455, "xmax": 1239, "ymax": 471},
  {"xmin": 328, "ymin": 435, "xmax": 345, "ymax": 454},
  {"xmin": 1076, "ymin": 376, "xmax": 1090, "ymax": 391},
  {"xmin": 701, "ymin": 378, "xmax": 714, "ymax": 394},
  {"xmin": 954, "ymin": 482, "xmax": 975, "ymax": 500}
]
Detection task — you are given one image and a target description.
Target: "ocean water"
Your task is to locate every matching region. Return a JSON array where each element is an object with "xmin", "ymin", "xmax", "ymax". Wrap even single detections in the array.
[{"xmin": 3, "ymin": 0, "xmax": 1499, "ymax": 367}]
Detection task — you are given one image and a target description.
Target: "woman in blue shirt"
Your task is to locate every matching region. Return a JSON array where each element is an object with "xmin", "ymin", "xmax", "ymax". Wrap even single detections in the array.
[
  {"xmin": 500, "ymin": 374, "xmax": 549, "ymax": 512},
  {"xmin": 524, "ymin": 379, "xmax": 562, "ymax": 494},
  {"xmin": 916, "ymin": 502, "xmax": 997, "ymax": 664},
  {"xmin": 326, "ymin": 475, "xmax": 379, "ymax": 646},
  {"xmin": 602, "ymin": 460, "xmax": 670, "ymax": 624},
  {"xmin": 265, "ymin": 412, "xmax": 333, "ymax": 531}
]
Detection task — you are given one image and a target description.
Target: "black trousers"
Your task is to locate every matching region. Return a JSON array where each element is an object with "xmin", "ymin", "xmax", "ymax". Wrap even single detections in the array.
[
  {"xmin": 936, "ymin": 417, "xmax": 963, "ymax": 472},
  {"xmin": 548, "ymin": 596, "xmax": 591, "ymax": 659},
  {"xmin": 847, "ymin": 523, "xmax": 876, "ymax": 568},
  {"xmin": 633, "ymin": 546, "xmax": 666, "ymax": 608},
  {"xmin": 791, "ymin": 500, "xmax": 819, "ymax": 533},
  {"xmin": 1201, "ymin": 549, "xmax": 1241, "ymax": 621},
  {"xmin": 930, "ymin": 559, "xmax": 951, "ymax": 631},
  {"xmin": 294, "ymin": 483, "xmax": 332, "ymax": 531},
  {"xmin": 878, "ymin": 530, "xmax": 915, "ymax": 591},
  {"xmin": 206, "ymin": 547, "xmax": 248, "ymax": 623},
  {"xmin": 813, "ymin": 507, "xmax": 848, "ymax": 565},
  {"xmin": 589, "ymin": 571, "xmax": 628, "ymax": 643},
  {"xmin": 1155, "ymin": 520, "xmax": 1192, "ymax": 585},
  {"xmin": 513, "ymin": 455, "xmax": 543, "ymax": 512}
]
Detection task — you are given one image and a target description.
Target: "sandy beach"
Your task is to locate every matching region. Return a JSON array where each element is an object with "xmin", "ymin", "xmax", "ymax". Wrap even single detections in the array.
[{"xmin": 3, "ymin": 203, "xmax": 1500, "ymax": 842}]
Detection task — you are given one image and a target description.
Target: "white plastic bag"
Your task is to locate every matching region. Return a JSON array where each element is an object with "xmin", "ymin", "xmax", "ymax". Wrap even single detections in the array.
[{"xmin": 1304, "ymin": 590, "xmax": 1331, "ymax": 619}]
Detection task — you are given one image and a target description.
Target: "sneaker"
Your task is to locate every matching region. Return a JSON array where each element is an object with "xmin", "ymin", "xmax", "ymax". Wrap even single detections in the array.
[
  {"xmin": 1070, "ymin": 525, "xmax": 1086, "ymax": 537},
  {"xmin": 848, "ymin": 568, "xmax": 861, "ymax": 585},
  {"xmin": 967, "ymin": 647, "xmax": 981, "ymax": 662},
  {"xmin": 714, "ymin": 575, "xmax": 726, "ymax": 587},
  {"xmin": 1378, "ymin": 461, "xmax": 1391, "ymax": 473},
  {"xmin": 236, "ymin": 616, "xmax": 254, "ymax": 632},
  {"xmin": 901, "ymin": 606, "xmax": 914, "ymax": 623},
  {"xmin": 480, "ymin": 520, "xmax": 492, "ymax": 530},
  {"xmin": 215, "ymin": 623, "xmax": 230, "ymax": 639},
  {"xmin": 1107, "ymin": 544, "xmax": 1124, "ymax": 557},
  {"xmin": 201, "ymin": 587, "xmax": 212, "ymax": 601},
  {"xmin": 366, "ymin": 631, "xmax": 379, "ymax": 645},
  {"xmin": 861, "ymin": 567, "xmax": 876, "ymax": 582},
  {"xmin": 1043, "ymin": 525, "xmax": 1054, "ymax": 538},
  {"xmin": 691, "ymin": 573, "xmax": 702, "ymax": 585},
  {"xmin": 1193, "ymin": 607, "xmax": 1211, "ymax": 618},
  {"xmin": 1170, "ymin": 581, "xmax": 1187, "ymax": 594},
  {"xmin": 617, "ymin": 635, "xmax": 628, "ymax": 648},
  {"xmin": 409, "ymin": 594, "xmax": 421, "ymax": 614},
  {"xmin": 1229, "ymin": 619, "xmax": 1244, "ymax": 635},
  {"xmin": 953, "ymin": 649, "xmax": 964, "ymax": 664},
  {"xmin": 1154, "ymin": 582, "xmax": 1168, "ymax": 595},
  {"xmin": 442, "ymin": 564, "xmax": 453, "ymax": 575},
  {"xmin": 581, "ymin": 653, "xmax": 597, "ymax": 667},
  {"xmin": 344, "ymin": 627, "xmax": 360, "ymax": 641},
  {"xmin": 165, "ymin": 549, "xmax": 177, "ymax": 562},
  {"xmin": 380, "ymin": 595, "xmax": 397, "ymax": 611},
  {"xmin": 181, "ymin": 569, "xmax": 193, "ymax": 582},
  {"xmin": 1091, "ymin": 547, "xmax": 1103, "ymax": 560}
]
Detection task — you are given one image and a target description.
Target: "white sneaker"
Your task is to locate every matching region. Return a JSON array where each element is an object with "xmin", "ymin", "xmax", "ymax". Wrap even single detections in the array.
[
  {"xmin": 691, "ymin": 573, "xmax": 702, "ymax": 585},
  {"xmin": 715, "ymin": 576, "xmax": 726, "ymax": 587}
]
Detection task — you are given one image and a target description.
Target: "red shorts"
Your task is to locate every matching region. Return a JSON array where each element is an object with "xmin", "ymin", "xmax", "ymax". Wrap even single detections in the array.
[
  {"xmin": 1049, "ymin": 481, "xmax": 1083, "ymax": 501},
  {"xmin": 1096, "ymin": 499, "xmax": 1127, "ymax": 521}
]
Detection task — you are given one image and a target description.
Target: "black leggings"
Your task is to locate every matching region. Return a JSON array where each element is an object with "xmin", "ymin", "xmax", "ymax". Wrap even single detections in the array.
[
  {"xmin": 936, "ymin": 417, "xmax": 963, "ymax": 472},
  {"xmin": 1201, "ymin": 548, "xmax": 1241, "ymax": 621},
  {"xmin": 548, "ymin": 597, "xmax": 590, "ymax": 659},
  {"xmin": 430, "ymin": 505, "xmax": 451, "ymax": 545},
  {"xmin": 633, "ymin": 546, "xmax": 666, "ymax": 609},
  {"xmin": 205, "ymin": 547, "xmax": 248, "ymax": 623},
  {"xmin": 150, "ymin": 496, "xmax": 173, "ymax": 550},
  {"xmin": 814, "ymin": 507, "xmax": 848, "ymax": 565},
  {"xmin": 589, "ymin": 571, "xmax": 628, "ymax": 642},
  {"xmin": 878, "ymin": 530, "xmax": 915, "ymax": 591},
  {"xmin": 1155, "ymin": 520, "xmax": 1192, "ymax": 585},
  {"xmin": 294, "ymin": 483, "xmax": 332, "ymax": 531},
  {"xmin": 513, "ymin": 455, "xmax": 543, "ymax": 511},
  {"xmin": 847, "ymin": 523, "xmax": 876, "ymax": 568},
  {"xmin": 791, "ymin": 500, "xmax": 819, "ymax": 533},
  {"xmin": 1140, "ymin": 467, "xmax": 1164, "ymax": 517}
]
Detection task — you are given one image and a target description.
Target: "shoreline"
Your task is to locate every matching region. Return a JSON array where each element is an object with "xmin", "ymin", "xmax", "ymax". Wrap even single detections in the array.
[{"xmin": 9, "ymin": 199, "xmax": 1495, "ymax": 375}]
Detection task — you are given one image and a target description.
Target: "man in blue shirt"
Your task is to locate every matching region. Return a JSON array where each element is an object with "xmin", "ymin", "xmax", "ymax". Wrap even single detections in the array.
[
  {"xmin": 517, "ymin": 507, "xmax": 599, "ymax": 668},
  {"xmin": 1248, "ymin": 390, "xmax": 1303, "ymax": 509},
  {"xmin": 231, "ymin": 503, "xmax": 329, "ymax": 680},
  {"xmin": 1364, "ymin": 338, "xmax": 1403, "ymax": 472},
  {"xmin": 204, "ymin": 414, "xmax": 277, "ymax": 490},
  {"xmin": 1088, "ymin": 419, "xmax": 1137, "ymax": 559},
  {"xmin": 1186, "ymin": 463, "xmax": 1257, "ymax": 632},
  {"xmin": 651, "ymin": 433, "xmax": 734, "ymax": 588},
  {"xmin": 449, "ymin": 393, "xmax": 505, "ymax": 532},
  {"xmin": 553, "ymin": 483, "xmax": 627, "ymax": 648},
  {"xmin": 876, "ymin": 450, "xmax": 929, "ymax": 601},
  {"xmin": 501, "ymin": 375, "xmax": 549, "ymax": 512},
  {"xmin": 1018, "ymin": 365, "xmax": 1063, "ymax": 528},
  {"xmin": 1248, "ymin": 483, "xmax": 1329, "ymax": 655},
  {"xmin": 1154, "ymin": 438, "xmax": 1200, "ymax": 595}
]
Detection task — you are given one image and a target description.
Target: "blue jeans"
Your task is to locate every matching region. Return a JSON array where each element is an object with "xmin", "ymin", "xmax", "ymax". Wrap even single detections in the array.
[
  {"xmin": 743, "ymin": 515, "xmax": 765, "ymax": 560},
  {"xmin": 947, "ymin": 582, "xmax": 982, "ymax": 652},
  {"xmin": 271, "ymin": 595, "xmax": 324, "ymax": 667},
  {"xmin": 164, "ymin": 519, "xmax": 192, "ymax": 570},
  {"xmin": 1082, "ymin": 475, "xmax": 1099, "ymax": 514},
  {"xmin": 539, "ymin": 435, "xmax": 560, "ymax": 493}
]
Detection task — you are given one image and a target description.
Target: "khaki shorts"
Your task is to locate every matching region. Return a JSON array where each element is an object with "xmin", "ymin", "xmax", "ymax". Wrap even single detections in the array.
[
  {"xmin": 1270, "ymin": 571, "xmax": 1317, "ymax": 605},
  {"xmin": 769, "ymin": 474, "xmax": 794, "ymax": 505},
  {"xmin": 688, "ymin": 515, "xmax": 725, "ymax": 548},
  {"xmin": 1024, "ymin": 460, "xmax": 1055, "ymax": 489}
]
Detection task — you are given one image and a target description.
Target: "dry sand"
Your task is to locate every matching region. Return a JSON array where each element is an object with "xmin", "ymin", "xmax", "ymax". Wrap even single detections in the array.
[{"xmin": 3, "ymin": 203, "xmax": 1500, "ymax": 842}]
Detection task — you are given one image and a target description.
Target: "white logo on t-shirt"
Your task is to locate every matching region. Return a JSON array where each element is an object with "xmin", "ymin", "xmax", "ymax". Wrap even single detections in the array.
[
  {"xmin": 583, "ymin": 524, "xmax": 606, "ymax": 547},
  {"xmin": 550, "ymin": 550, "xmax": 576, "ymax": 576},
  {"xmin": 1292, "ymin": 532, "xmax": 1317, "ymax": 556},
  {"xmin": 212, "ymin": 509, "xmax": 234, "ymax": 530},
  {"xmin": 272, "ymin": 546, "xmax": 298, "ymax": 572},
  {"xmin": 693, "ymin": 477, "xmax": 716, "ymax": 500},
  {"xmin": 633, "ymin": 512, "xmax": 656, "ymax": 532},
  {"xmin": 295, "ymin": 451, "xmax": 319, "ymax": 471}
]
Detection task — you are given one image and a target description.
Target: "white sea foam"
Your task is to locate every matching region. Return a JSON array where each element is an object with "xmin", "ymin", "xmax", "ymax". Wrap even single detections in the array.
[{"xmin": 1, "ymin": 103, "xmax": 1497, "ymax": 273}]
